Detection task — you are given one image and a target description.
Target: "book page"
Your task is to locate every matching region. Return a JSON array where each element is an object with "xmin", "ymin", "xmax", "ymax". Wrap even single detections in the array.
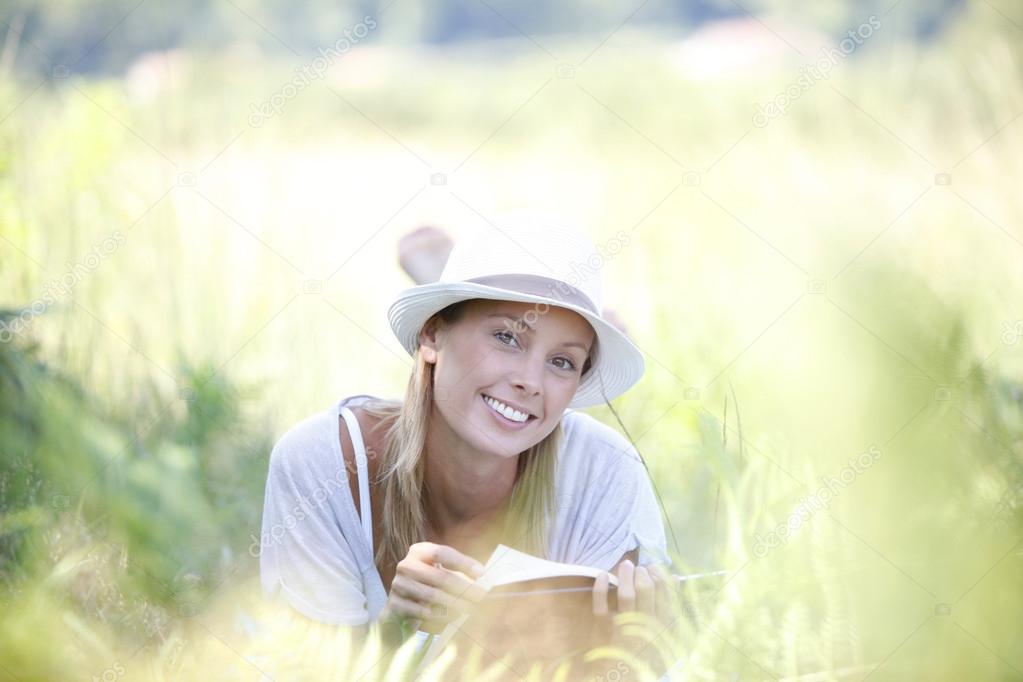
[
  {"xmin": 476, "ymin": 544, "xmax": 619, "ymax": 589},
  {"xmin": 414, "ymin": 544, "xmax": 619, "ymax": 674}
]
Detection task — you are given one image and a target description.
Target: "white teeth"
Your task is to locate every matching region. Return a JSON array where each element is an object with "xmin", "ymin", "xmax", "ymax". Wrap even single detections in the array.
[{"xmin": 484, "ymin": 395, "xmax": 530, "ymax": 423}]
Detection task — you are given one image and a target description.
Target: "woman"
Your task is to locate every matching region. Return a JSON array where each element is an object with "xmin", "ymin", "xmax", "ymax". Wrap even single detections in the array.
[{"xmin": 258, "ymin": 214, "xmax": 673, "ymax": 658}]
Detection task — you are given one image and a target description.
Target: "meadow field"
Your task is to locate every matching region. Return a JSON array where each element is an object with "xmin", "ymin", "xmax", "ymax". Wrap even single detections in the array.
[{"xmin": 1, "ymin": 3, "xmax": 1022, "ymax": 679}]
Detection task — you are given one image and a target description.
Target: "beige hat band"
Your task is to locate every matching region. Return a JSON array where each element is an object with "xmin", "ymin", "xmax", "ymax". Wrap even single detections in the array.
[{"xmin": 462, "ymin": 274, "xmax": 600, "ymax": 316}]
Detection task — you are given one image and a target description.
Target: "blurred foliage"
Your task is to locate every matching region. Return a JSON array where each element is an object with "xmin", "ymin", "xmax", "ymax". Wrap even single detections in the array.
[
  {"xmin": 0, "ymin": 0, "xmax": 981, "ymax": 77},
  {"xmin": 0, "ymin": 323, "xmax": 272, "ymax": 678}
]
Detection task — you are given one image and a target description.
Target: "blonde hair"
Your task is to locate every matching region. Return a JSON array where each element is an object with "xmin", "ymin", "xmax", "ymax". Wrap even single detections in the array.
[{"xmin": 359, "ymin": 299, "xmax": 594, "ymax": 570}]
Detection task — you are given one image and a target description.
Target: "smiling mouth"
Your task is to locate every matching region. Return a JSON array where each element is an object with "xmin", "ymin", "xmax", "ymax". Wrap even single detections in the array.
[{"xmin": 481, "ymin": 394, "xmax": 538, "ymax": 424}]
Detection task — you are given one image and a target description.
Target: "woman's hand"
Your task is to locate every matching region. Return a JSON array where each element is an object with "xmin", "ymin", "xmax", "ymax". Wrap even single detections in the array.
[
  {"xmin": 576, "ymin": 559, "xmax": 676, "ymax": 677},
  {"xmin": 378, "ymin": 542, "xmax": 487, "ymax": 633},
  {"xmin": 591, "ymin": 558, "xmax": 677, "ymax": 636}
]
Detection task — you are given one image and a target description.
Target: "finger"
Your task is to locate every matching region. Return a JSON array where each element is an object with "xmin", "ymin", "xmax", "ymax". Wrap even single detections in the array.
[
  {"xmin": 647, "ymin": 564, "xmax": 670, "ymax": 623},
  {"xmin": 437, "ymin": 566, "xmax": 488, "ymax": 603},
  {"xmin": 426, "ymin": 546, "xmax": 488, "ymax": 601},
  {"xmin": 616, "ymin": 559, "xmax": 636, "ymax": 613},
  {"xmin": 648, "ymin": 562, "xmax": 671, "ymax": 586},
  {"xmin": 424, "ymin": 601, "xmax": 458, "ymax": 623},
  {"xmin": 392, "ymin": 576, "xmax": 481, "ymax": 619},
  {"xmin": 390, "ymin": 575, "xmax": 461, "ymax": 611},
  {"xmin": 592, "ymin": 570, "xmax": 610, "ymax": 616},
  {"xmin": 429, "ymin": 545, "xmax": 487, "ymax": 581},
  {"xmin": 388, "ymin": 593, "xmax": 431, "ymax": 622},
  {"xmin": 397, "ymin": 559, "xmax": 487, "ymax": 603},
  {"xmin": 650, "ymin": 563, "xmax": 681, "ymax": 619},
  {"xmin": 635, "ymin": 566, "xmax": 655, "ymax": 615}
]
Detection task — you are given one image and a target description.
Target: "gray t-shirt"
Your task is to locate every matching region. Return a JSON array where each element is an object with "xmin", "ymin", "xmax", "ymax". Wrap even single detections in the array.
[{"xmin": 258, "ymin": 393, "xmax": 669, "ymax": 626}]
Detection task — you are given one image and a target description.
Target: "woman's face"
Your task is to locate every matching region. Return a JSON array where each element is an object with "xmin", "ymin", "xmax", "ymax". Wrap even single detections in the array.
[{"xmin": 418, "ymin": 299, "xmax": 596, "ymax": 458}]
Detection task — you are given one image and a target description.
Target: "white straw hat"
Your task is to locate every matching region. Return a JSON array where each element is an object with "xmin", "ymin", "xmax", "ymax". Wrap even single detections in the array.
[{"xmin": 386, "ymin": 211, "xmax": 645, "ymax": 408}]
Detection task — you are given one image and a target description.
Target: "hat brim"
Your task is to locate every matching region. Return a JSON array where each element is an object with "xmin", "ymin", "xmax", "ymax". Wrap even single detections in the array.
[{"xmin": 387, "ymin": 281, "xmax": 645, "ymax": 408}]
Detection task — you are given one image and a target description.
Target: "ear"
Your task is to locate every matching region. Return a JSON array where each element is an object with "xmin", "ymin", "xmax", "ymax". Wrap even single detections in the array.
[{"xmin": 418, "ymin": 318, "xmax": 442, "ymax": 364}]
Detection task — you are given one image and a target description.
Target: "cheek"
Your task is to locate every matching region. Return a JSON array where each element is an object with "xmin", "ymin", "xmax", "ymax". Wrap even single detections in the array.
[
  {"xmin": 544, "ymin": 377, "xmax": 581, "ymax": 408},
  {"xmin": 436, "ymin": 343, "xmax": 492, "ymax": 392}
]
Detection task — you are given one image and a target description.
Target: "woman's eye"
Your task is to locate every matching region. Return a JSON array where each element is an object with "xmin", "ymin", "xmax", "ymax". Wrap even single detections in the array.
[
  {"xmin": 495, "ymin": 331, "xmax": 577, "ymax": 371},
  {"xmin": 553, "ymin": 357, "xmax": 577, "ymax": 371},
  {"xmin": 494, "ymin": 330, "xmax": 518, "ymax": 347}
]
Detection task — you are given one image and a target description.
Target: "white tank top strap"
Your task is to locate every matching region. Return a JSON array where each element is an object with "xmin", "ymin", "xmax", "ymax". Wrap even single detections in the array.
[{"xmin": 339, "ymin": 405, "xmax": 374, "ymax": 557}]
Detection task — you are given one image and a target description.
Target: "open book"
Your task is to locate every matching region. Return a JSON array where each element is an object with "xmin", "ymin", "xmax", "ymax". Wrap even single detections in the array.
[
  {"xmin": 412, "ymin": 544, "xmax": 725, "ymax": 675},
  {"xmin": 413, "ymin": 544, "xmax": 615, "ymax": 673},
  {"xmin": 473, "ymin": 543, "xmax": 621, "ymax": 591}
]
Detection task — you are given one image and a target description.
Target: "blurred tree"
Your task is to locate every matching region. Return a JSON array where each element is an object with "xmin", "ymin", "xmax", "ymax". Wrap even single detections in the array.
[
  {"xmin": 0, "ymin": 0, "xmax": 994, "ymax": 78},
  {"xmin": 702, "ymin": 0, "xmax": 968, "ymax": 38}
]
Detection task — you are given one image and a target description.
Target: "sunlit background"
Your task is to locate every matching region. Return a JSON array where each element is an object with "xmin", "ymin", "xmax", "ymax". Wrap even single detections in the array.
[{"xmin": 1, "ymin": 0, "xmax": 1022, "ymax": 679}]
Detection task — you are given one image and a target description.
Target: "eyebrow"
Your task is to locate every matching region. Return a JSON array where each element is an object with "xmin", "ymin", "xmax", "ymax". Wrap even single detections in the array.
[{"xmin": 487, "ymin": 313, "xmax": 591, "ymax": 351}]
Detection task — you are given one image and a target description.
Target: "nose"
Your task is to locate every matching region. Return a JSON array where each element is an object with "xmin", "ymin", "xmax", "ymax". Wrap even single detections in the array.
[{"xmin": 510, "ymin": 354, "xmax": 544, "ymax": 397}]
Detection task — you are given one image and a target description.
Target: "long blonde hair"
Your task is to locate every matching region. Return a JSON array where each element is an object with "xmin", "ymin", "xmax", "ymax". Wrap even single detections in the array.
[{"xmin": 359, "ymin": 299, "xmax": 593, "ymax": 570}]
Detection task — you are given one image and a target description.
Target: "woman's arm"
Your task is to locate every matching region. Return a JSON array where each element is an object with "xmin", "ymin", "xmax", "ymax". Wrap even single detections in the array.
[{"xmin": 259, "ymin": 423, "xmax": 377, "ymax": 625}]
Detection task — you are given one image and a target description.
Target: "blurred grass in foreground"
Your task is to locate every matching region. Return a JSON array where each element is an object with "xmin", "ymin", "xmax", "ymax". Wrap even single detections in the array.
[{"xmin": 2, "ymin": 6, "xmax": 1023, "ymax": 680}]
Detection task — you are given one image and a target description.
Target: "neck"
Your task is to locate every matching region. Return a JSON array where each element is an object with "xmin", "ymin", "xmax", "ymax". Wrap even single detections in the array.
[{"xmin": 422, "ymin": 407, "xmax": 519, "ymax": 538}]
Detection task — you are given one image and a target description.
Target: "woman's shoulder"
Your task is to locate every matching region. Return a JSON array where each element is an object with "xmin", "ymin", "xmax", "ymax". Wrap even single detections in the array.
[
  {"xmin": 268, "ymin": 403, "xmax": 340, "ymax": 479},
  {"xmin": 268, "ymin": 394, "xmax": 389, "ymax": 479},
  {"xmin": 560, "ymin": 409, "xmax": 644, "ymax": 472}
]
